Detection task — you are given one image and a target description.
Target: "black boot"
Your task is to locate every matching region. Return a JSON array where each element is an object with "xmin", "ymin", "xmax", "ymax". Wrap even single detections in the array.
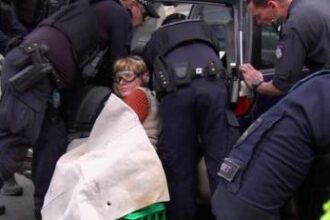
[
  {"xmin": 0, "ymin": 175, "xmax": 6, "ymax": 215},
  {"xmin": 0, "ymin": 202, "xmax": 5, "ymax": 215},
  {"xmin": 1, "ymin": 176, "xmax": 24, "ymax": 196},
  {"xmin": 0, "ymin": 177, "xmax": 5, "ymax": 215}
]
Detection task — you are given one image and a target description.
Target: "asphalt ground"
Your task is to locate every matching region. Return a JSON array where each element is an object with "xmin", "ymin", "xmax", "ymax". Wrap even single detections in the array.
[
  {"xmin": 0, "ymin": 174, "xmax": 35, "ymax": 220},
  {"xmin": 0, "ymin": 175, "xmax": 216, "ymax": 220}
]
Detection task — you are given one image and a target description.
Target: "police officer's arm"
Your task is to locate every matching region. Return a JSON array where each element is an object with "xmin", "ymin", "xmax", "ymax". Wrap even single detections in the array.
[
  {"xmin": 271, "ymin": 26, "xmax": 307, "ymax": 93},
  {"xmin": 240, "ymin": 63, "xmax": 284, "ymax": 96},
  {"xmin": 108, "ymin": 6, "xmax": 132, "ymax": 68},
  {"xmin": 255, "ymin": 80, "xmax": 284, "ymax": 96},
  {"xmin": 142, "ymin": 36, "xmax": 161, "ymax": 73},
  {"xmin": 241, "ymin": 28, "xmax": 307, "ymax": 96}
]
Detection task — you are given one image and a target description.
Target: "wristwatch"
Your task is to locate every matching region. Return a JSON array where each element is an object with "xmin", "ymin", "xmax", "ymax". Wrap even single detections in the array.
[{"xmin": 251, "ymin": 79, "xmax": 263, "ymax": 90}]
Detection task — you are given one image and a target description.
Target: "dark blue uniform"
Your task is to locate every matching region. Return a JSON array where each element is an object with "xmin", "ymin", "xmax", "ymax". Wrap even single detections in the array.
[
  {"xmin": 212, "ymin": 70, "xmax": 330, "ymax": 220},
  {"xmin": 0, "ymin": 0, "xmax": 131, "ymax": 218},
  {"xmin": 273, "ymin": 0, "xmax": 330, "ymax": 92},
  {"xmin": 143, "ymin": 19, "xmax": 240, "ymax": 220},
  {"xmin": 0, "ymin": 0, "xmax": 27, "ymax": 53}
]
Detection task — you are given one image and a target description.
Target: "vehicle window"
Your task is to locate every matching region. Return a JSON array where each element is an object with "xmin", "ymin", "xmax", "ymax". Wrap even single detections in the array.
[
  {"xmin": 251, "ymin": 23, "xmax": 279, "ymax": 69},
  {"xmin": 192, "ymin": 5, "xmax": 233, "ymax": 52},
  {"xmin": 131, "ymin": 3, "xmax": 192, "ymax": 55},
  {"xmin": 164, "ymin": 4, "xmax": 192, "ymax": 17}
]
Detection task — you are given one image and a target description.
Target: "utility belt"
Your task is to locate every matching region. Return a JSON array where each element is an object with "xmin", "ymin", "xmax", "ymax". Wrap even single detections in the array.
[
  {"xmin": 9, "ymin": 42, "xmax": 64, "ymax": 93},
  {"xmin": 153, "ymin": 56, "xmax": 225, "ymax": 94}
]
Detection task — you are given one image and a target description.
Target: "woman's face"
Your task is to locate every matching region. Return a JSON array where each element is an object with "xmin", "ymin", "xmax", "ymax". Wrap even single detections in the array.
[{"xmin": 114, "ymin": 70, "xmax": 144, "ymax": 97}]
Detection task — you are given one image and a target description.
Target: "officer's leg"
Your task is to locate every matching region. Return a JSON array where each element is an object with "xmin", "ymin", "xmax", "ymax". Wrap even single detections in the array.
[
  {"xmin": 32, "ymin": 113, "xmax": 67, "ymax": 220},
  {"xmin": 158, "ymin": 86, "xmax": 200, "ymax": 220},
  {"xmin": 1, "ymin": 175, "xmax": 24, "ymax": 196},
  {"xmin": 0, "ymin": 47, "xmax": 52, "ymax": 212},
  {"xmin": 0, "ymin": 30, "xmax": 9, "ymax": 53},
  {"xmin": 0, "ymin": 47, "xmax": 52, "ymax": 179},
  {"xmin": 0, "ymin": 201, "xmax": 4, "ymax": 215},
  {"xmin": 194, "ymin": 78, "xmax": 240, "ymax": 193}
]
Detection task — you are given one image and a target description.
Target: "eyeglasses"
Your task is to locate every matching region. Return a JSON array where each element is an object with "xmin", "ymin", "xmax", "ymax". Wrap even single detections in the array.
[{"xmin": 113, "ymin": 70, "xmax": 141, "ymax": 83}]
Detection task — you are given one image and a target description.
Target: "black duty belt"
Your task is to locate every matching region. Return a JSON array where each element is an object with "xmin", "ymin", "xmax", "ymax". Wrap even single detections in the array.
[
  {"xmin": 9, "ymin": 42, "xmax": 64, "ymax": 92},
  {"xmin": 153, "ymin": 58, "xmax": 226, "ymax": 95}
]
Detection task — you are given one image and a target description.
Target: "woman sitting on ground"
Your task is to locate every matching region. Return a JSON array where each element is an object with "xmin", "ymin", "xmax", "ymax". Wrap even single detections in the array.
[{"xmin": 112, "ymin": 55, "xmax": 160, "ymax": 147}]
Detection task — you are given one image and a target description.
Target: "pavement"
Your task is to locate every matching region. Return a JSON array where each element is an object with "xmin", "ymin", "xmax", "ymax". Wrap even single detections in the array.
[
  {"xmin": 0, "ymin": 174, "xmax": 35, "ymax": 220},
  {"xmin": 0, "ymin": 174, "xmax": 215, "ymax": 220}
]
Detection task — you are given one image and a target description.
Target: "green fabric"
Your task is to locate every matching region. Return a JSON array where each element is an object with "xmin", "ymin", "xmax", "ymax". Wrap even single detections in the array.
[{"xmin": 321, "ymin": 199, "xmax": 330, "ymax": 220}]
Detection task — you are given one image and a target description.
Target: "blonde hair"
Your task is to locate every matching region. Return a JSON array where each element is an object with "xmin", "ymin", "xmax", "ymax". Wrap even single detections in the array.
[
  {"xmin": 113, "ymin": 55, "xmax": 148, "ymax": 75},
  {"xmin": 113, "ymin": 56, "xmax": 149, "ymax": 96}
]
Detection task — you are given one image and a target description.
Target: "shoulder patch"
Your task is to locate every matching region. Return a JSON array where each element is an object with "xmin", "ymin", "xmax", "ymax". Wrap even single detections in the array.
[{"xmin": 275, "ymin": 46, "xmax": 283, "ymax": 59}]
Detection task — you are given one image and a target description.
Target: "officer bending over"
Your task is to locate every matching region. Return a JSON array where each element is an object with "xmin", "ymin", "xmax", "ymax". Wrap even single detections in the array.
[
  {"xmin": 0, "ymin": 0, "xmax": 28, "ymax": 214},
  {"xmin": 240, "ymin": 0, "xmax": 330, "ymax": 96},
  {"xmin": 0, "ymin": 0, "xmax": 159, "ymax": 218},
  {"xmin": 0, "ymin": 0, "xmax": 27, "ymax": 53},
  {"xmin": 212, "ymin": 69, "xmax": 330, "ymax": 220},
  {"xmin": 143, "ymin": 13, "xmax": 240, "ymax": 220}
]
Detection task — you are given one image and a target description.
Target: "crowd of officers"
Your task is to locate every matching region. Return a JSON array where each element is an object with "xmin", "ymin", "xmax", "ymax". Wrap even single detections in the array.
[{"xmin": 0, "ymin": 0, "xmax": 330, "ymax": 219}]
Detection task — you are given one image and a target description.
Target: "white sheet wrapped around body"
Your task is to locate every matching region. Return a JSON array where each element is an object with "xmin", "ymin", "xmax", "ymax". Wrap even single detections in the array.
[{"xmin": 41, "ymin": 94, "xmax": 169, "ymax": 220}]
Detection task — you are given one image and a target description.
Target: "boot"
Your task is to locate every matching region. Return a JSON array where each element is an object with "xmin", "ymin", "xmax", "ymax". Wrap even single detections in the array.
[
  {"xmin": 0, "ymin": 173, "xmax": 6, "ymax": 215},
  {"xmin": 1, "ymin": 176, "xmax": 23, "ymax": 196},
  {"xmin": 0, "ymin": 201, "xmax": 5, "ymax": 215}
]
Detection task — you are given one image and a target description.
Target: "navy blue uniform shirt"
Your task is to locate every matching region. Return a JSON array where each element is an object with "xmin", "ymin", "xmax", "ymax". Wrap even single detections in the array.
[
  {"xmin": 25, "ymin": 0, "xmax": 132, "ymax": 85},
  {"xmin": 273, "ymin": 0, "xmax": 330, "ymax": 92},
  {"xmin": 217, "ymin": 71, "xmax": 330, "ymax": 215}
]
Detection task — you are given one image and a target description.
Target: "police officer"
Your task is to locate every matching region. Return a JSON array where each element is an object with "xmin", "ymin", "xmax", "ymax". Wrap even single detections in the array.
[
  {"xmin": 0, "ymin": 0, "xmax": 27, "ymax": 53},
  {"xmin": 0, "ymin": 0, "xmax": 159, "ymax": 218},
  {"xmin": 13, "ymin": 0, "xmax": 75, "ymax": 30},
  {"xmin": 240, "ymin": 0, "xmax": 330, "ymax": 96},
  {"xmin": 143, "ymin": 14, "xmax": 240, "ymax": 220},
  {"xmin": 212, "ymin": 69, "xmax": 330, "ymax": 220},
  {"xmin": 0, "ymin": 0, "xmax": 27, "ymax": 214}
]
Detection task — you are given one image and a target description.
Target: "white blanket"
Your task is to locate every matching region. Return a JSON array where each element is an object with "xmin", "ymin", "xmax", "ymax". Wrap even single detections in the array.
[{"xmin": 42, "ymin": 94, "xmax": 169, "ymax": 220}]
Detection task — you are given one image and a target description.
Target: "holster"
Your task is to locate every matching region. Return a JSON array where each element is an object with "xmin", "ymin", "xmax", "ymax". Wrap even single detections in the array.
[
  {"xmin": 9, "ymin": 42, "xmax": 64, "ymax": 92},
  {"xmin": 172, "ymin": 61, "xmax": 193, "ymax": 86},
  {"xmin": 81, "ymin": 47, "xmax": 108, "ymax": 81},
  {"xmin": 152, "ymin": 56, "xmax": 176, "ymax": 94}
]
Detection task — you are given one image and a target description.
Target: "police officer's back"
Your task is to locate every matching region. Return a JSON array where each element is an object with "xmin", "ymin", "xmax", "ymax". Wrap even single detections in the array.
[
  {"xmin": 13, "ymin": 0, "xmax": 74, "ymax": 30},
  {"xmin": 212, "ymin": 68, "xmax": 330, "ymax": 220},
  {"xmin": 0, "ymin": 0, "xmax": 27, "ymax": 53},
  {"xmin": 143, "ymin": 15, "xmax": 240, "ymax": 220}
]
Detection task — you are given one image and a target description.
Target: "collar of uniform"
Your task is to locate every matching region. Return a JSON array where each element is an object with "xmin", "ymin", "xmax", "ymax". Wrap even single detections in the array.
[{"xmin": 286, "ymin": 0, "xmax": 298, "ymax": 20}]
